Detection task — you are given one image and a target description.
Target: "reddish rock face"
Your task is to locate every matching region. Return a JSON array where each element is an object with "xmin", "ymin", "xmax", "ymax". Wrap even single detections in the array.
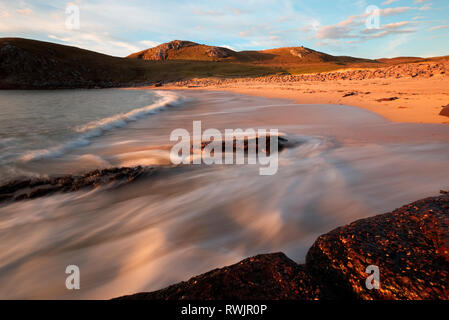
[
  {"xmin": 306, "ymin": 194, "xmax": 449, "ymax": 300},
  {"xmin": 116, "ymin": 194, "xmax": 449, "ymax": 300}
]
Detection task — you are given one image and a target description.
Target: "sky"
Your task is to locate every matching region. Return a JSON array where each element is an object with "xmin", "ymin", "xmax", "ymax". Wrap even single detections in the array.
[{"xmin": 0, "ymin": 0, "xmax": 448, "ymax": 58}]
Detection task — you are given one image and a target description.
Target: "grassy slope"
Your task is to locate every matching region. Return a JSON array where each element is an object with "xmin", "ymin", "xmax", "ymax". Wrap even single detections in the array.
[
  {"xmin": 0, "ymin": 38, "xmax": 281, "ymax": 88},
  {"xmin": 126, "ymin": 42, "xmax": 393, "ymax": 75}
]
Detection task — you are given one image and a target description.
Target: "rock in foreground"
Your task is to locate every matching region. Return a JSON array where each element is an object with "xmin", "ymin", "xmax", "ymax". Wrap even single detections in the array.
[{"xmin": 116, "ymin": 194, "xmax": 449, "ymax": 300}]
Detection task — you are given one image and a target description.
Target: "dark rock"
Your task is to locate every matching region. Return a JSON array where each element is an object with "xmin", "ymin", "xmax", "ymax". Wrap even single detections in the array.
[
  {"xmin": 0, "ymin": 166, "xmax": 152, "ymax": 204},
  {"xmin": 376, "ymin": 97, "xmax": 399, "ymax": 102},
  {"xmin": 115, "ymin": 253, "xmax": 330, "ymax": 300},
  {"xmin": 306, "ymin": 194, "xmax": 449, "ymax": 299},
  {"xmin": 439, "ymin": 105, "xmax": 449, "ymax": 117}
]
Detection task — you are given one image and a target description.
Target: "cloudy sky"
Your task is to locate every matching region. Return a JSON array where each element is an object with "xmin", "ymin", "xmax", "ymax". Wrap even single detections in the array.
[{"xmin": 1, "ymin": 0, "xmax": 448, "ymax": 58}]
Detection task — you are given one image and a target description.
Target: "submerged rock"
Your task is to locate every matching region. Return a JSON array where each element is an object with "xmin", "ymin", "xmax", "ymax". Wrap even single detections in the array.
[
  {"xmin": 116, "ymin": 193, "xmax": 449, "ymax": 300},
  {"xmin": 0, "ymin": 166, "xmax": 151, "ymax": 203}
]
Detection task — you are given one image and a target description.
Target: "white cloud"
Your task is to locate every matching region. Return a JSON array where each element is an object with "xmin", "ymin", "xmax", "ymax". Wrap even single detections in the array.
[
  {"xmin": 16, "ymin": 8, "xmax": 32, "ymax": 16},
  {"xmin": 382, "ymin": 0, "xmax": 399, "ymax": 5},
  {"xmin": 140, "ymin": 40, "xmax": 160, "ymax": 48},
  {"xmin": 428, "ymin": 25, "xmax": 449, "ymax": 31}
]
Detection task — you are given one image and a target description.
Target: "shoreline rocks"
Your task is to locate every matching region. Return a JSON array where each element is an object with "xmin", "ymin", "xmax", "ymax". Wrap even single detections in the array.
[
  {"xmin": 116, "ymin": 193, "xmax": 449, "ymax": 300},
  {"xmin": 0, "ymin": 166, "xmax": 152, "ymax": 203}
]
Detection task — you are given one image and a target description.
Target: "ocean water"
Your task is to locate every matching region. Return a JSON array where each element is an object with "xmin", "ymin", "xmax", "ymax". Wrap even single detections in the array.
[
  {"xmin": 0, "ymin": 89, "xmax": 181, "ymax": 182},
  {"xmin": 0, "ymin": 89, "xmax": 449, "ymax": 299}
]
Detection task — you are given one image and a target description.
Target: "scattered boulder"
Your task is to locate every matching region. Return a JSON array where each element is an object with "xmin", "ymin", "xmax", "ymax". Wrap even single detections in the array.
[
  {"xmin": 376, "ymin": 97, "xmax": 399, "ymax": 102},
  {"xmin": 439, "ymin": 104, "xmax": 449, "ymax": 117}
]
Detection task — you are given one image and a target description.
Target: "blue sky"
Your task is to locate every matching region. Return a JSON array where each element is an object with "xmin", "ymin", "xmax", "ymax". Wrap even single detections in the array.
[{"xmin": 1, "ymin": 0, "xmax": 448, "ymax": 58}]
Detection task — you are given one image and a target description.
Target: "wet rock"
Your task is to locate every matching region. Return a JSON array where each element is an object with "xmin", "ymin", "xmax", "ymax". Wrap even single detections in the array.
[
  {"xmin": 306, "ymin": 193, "xmax": 449, "ymax": 299},
  {"xmin": 115, "ymin": 253, "xmax": 330, "ymax": 300},
  {"xmin": 0, "ymin": 166, "xmax": 152, "ymax": 204},
  {"xmin": 193, "ymin": 134, "xmax": 290, "ymax": 156}
]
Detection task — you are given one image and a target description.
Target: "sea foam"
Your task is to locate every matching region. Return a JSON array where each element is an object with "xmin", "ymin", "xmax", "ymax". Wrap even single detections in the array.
[{"xmin": 20, "ymin": 91, "xmax": 183, "ymax": 162}]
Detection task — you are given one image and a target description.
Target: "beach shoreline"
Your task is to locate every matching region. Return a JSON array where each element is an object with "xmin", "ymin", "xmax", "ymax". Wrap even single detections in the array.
[{"xmin": 141, "ymin": 75, "xmax": 449, "ymax": 125}]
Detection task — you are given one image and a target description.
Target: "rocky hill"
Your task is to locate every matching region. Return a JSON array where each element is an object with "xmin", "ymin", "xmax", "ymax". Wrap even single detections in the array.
[
  {"xmin": 127, "ymin": 40, "xmax": 235, "ymax": 61},
  {"xmin": 127, "ymin": 40, "xmax": 378, "ymax": 67},
  {"xmin": 116, "ymin": 192, "xmax": 449, "ymax": 300}
]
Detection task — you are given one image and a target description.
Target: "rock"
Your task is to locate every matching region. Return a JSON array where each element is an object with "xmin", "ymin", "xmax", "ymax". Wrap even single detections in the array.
[
  {"xmin": 194, "ymin": 134, "xmax": 291, "ymax": 156},
  {"xmin": 206, "ymin": 46, "xmax": 230, "ymax": 59},
  {"xmin": 0, "ymin": 166, "xmax": 151, "ymax": 203},
  {"xmin": 139, "ymin": 40, "xmax": 198, "ymax": 61},
  {"xmin": 115, "ymin": 253, "xmax": 330, "ymax": 300},
  {"xmin": 439, "ymin": 105, "xmax": 449, "ymax": 117},
  {"xmin": 376, "ymin": 97, "xmax": 399, "ymax": 102},
  {"xmin": 116, "ymin": 193, "xmax": 449, "ymax": 300},
  {"xmin": 307, "ymin": 193, "xmax": 449, "ymax": 299},
  {"xmin": 290, "ymin": 47, "xmax": 313, "ymax": 59}
]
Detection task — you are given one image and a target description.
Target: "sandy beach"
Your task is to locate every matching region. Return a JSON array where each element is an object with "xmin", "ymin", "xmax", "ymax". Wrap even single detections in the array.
[{"xmin": 159, "ymin": 74, "xmax": 449, "ymax": 125}]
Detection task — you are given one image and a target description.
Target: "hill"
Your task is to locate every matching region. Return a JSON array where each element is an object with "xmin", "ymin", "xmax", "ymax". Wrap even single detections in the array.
[
  {"xmin": 127, "ymin": 40, "xmax": 383, "ymax": 74},
  {"xmin": 0, "ymin": 37, "xmax": 447, "ymax": 89},
  {"xmin": 0, "ymin": 38, "xmax": 282, "ymax": 89}
]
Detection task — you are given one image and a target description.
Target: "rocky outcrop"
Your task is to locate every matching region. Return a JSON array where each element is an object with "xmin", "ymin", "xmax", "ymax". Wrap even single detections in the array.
[
  {"xmin": 0, "ymin": 166, "xmax": 152, "ymax": 203},
  {"xmin": 0, "ymin": 135, "xmax": 293, "ymax": 204},
  {"xmin": 289, "ymin": 46, "xmax": 314, "ymax": 59},
  {"xmin": 128, "ymin": 40, "xmax": 232, "ymax": 61},
  {"xmin": 116, "ymin": 253, "xmax": 329, "ymax": 300},
  {"xmin": 116, "ymin": 193, "xmax": 449, "ymax": 300},
  {"xmin": 206, "ymin": 46, "xmax": 230, "ymax": 59},
  {"xmin": 136, "ymin": 40, "xmax": 198, "ymax": 61}
]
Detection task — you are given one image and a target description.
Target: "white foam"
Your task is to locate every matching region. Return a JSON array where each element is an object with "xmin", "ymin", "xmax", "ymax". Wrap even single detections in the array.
[{"xmin": 20, "ymin": 91, "xmax": 183, "ymax": 162}]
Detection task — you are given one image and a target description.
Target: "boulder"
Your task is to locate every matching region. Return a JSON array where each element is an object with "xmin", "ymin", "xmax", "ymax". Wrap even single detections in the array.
[{"xmin": 439, "ymin": 104, "xmax": 449, "ymax": 117}]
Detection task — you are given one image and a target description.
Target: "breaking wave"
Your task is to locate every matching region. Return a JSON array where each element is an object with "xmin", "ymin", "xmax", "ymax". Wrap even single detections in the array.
[{"xmin": 20, "ymin": 91, "xmax": 183, "ymax": 162}]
